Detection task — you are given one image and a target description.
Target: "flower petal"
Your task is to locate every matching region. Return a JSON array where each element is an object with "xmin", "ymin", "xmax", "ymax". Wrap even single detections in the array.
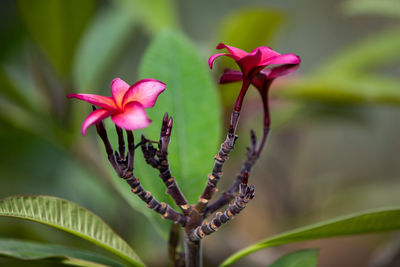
[
  {"xmin": 262, "ymin": 53, "xmax": 301, "ymax": 66},
  {"xmin": 216, "ymin": 43, "xmax": 248, "ymax": 58},
  {"xmin": 219, "ymin": 69, "xmax": 243, "ymax": 84},
  {"xmin": 254, "ymin": 46, "xmax": 281, "ymax": 62},
  {"xmin": 208, "ymin": 53, "xmax": 230, "ymax": 69},
  {"xmin": 110, "ymin": 78, "xmax": 130, "ymax": 108},
  {"xmin": 252, "ymin": 72, "xmax": 269, "ymax": 90},
  {"xmin": 112, "ymin": 102, "xmax": 151, "ymax": 130},
  {"xmin": 68, "ymin": 93, "xmax": 117, "ymax": 110},
  {"xmin": 236, "ymin": 49, "xmax": 262, "ymax": 76},
  {"xmin": 81, "ymin": 108, "xmax": 113, "ymax": 136},
  {"xmin": 122, "ymin": 78, "xmax": 165, "ymax": 108},
  {"xmin": 266, "ymin": 64, "xmax": 300, "ymax": 79}
]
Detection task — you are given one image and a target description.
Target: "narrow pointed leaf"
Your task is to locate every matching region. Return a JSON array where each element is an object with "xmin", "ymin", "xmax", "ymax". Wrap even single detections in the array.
[
  {"xmin": 0, "ymin": 195, "xmax": 143, "ymax": 266},
  {"xmin": 343, "ymin": 0, "xmax": 400, "ymax": 18},
  {"xmin": 318, "ymin": 28, "xmax": 400, "ymax": 75},
  {"xmin": 270, "ymin": 249, "xmax": 318, "ymax": 267},
  {"xmin": 277, "ymin": 75, "xmax": 400, "ymax": 105},
  {"xmin": 73, "ymin": 6, "xmax": 135, "ymax": 90},
  {"xmin": 0, "ymin": 238, "xmax": 125, "ymax": 267},
  {"xmin": 221, "ymin": 207, "xmax": 400, "ymax": 266}
]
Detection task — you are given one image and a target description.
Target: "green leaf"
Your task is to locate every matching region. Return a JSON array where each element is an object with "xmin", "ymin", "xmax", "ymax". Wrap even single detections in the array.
[
  {"xmin": 318, "ymin": 28, "xmax": 400, "ymax": 75},
  {"xmin": 217, "ymin": 8, "xmax": 283, "ymax": 52},
  {"xmin": 17, "ymin": 0, "xmax": 96, "ymax": 76},
  {"xmin": 0, "ymin": 238, "xmax": 125, "ymax": 267},
  {"xmin": 114, "ymin": 0, "xmax": 179, "ymax": 35},
  {"xmin": 343, "ymin": 0, "xmax": 400, "ymax": 18},
  {"xmin": 221, "ymin": 207, "xmax": 400, "ymax": 266},
  {"xmin": 270, "ymin": 249, "xmax": 318, "ymax": 267},
  {"xmin": 0, "ymin": 195, "xmax": 143, "ymax": 267},
  {"xmin": 139, "ymin": 29, "xmax": 221, "ymax": 203},
  {"xmin": 215, "ymin": 8, "xmax": 284, "ymax": 107},
  {"xmin": 73, "ymin": 6, "xmax": 135, "ymax": 90},
  {"xmin": 277, "ymin": 75, "xmax": 400, "ymax": 105}
]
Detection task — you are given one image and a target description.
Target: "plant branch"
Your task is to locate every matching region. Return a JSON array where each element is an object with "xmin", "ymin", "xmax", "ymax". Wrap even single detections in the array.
[
  {"xmin": 190, "ymin": 173, "xmax": 254, "ymax": 241},
  {"xmin": 195, "ymin": 111, "xmax": 240, "ymax": 213},
  {"xmin": 95, "ymin": 116, "xmax": 186, "ymax": 226},
  {"xmin": 141, "ymin": 112, "xmax": 191, "ymax": 215},
  {"xmin": 204, "ymin": 128, "xmax": 269, "ymax": 217}
]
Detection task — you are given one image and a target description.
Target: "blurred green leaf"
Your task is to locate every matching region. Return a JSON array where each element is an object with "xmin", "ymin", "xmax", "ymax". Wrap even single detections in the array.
[
  {"xmin": 0, "ymin": 68, "xmax": 33, "ymax": 111},
  {"xmin": 343, "ymin": 0, "xmax": 400, "ymax": 18},
  {"xmin": 139, "ymin": 29, "xmax": 221, "ymax": 203},
  {"xmin": 277, "ymin": 75, "xmax": 400, "ymax": 105},
  {"xmin": 270, "ymin": 249, "xmax": 318, "ymax": 267},
  {"xmin": 73, "ymin": 7, "xmax": 135, "ymax": 90},
  {"xmin": 0, "ymin": 195, "xmax": 143, "ymax": 267},
  {"xmin": 115, "ymin": 0, "xmax": 178, "ymax": 35},
  {"xmin": 221, "ymin": 206, "xmax": 400, "ymax": 266},
  {"xmin": 215, "ymin": 8, "xmax": 284, "ymax": 107},
  {"xmin": 318, "ymin": 28, "xmax": 400, "ymax": 75},
  {"xmin": 217, "ymin": 8, "xmax": 283, "ymax": 52},
  {"xmin": 17, "ymin": 0, "xmax": 96, "ymax": 76},
  {"xmin": 0, "ymin": 238, "xmax": 125, "ymax": 267},
  {"xmin": 0, "ymin": 97, "xmax": 50, "ymax": 139},
  {"xmin": 279, "ymin": 27, "xmax": 400, "ymax": 107}
]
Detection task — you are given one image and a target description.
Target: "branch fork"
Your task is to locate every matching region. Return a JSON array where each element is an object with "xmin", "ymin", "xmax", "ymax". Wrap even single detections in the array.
[{"xmin": 94, "ymin": 108, "xmax": 267, "ymax": 266}]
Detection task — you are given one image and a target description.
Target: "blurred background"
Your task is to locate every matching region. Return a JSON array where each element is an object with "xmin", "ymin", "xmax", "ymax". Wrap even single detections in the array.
[{"xmin": 0, "ymin": 0, "xmax": 400, "ymax": 266}]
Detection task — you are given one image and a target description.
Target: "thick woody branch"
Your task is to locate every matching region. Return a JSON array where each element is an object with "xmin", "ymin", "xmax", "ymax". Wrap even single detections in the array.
[
  {"xmin": 195, "ymin": 111, "xmax": 239, "ymax": 213},
  {"xmin": 204, "ymin": 128, "xmax": 269, "ymax": 217},
  {"xmin": 125, "ymin": 174, "xmax": 186, "ymax": 226},
  {"xmin": 141, "ymin": 113, "xmax": 190, "ymax": 215},
  {"xmin": 95, "ymin": 118, "xmax": 186, "ymax": 226},
  {"xmin": 190, "ymin": 173, "xmax": 254, "ymax": 241}
]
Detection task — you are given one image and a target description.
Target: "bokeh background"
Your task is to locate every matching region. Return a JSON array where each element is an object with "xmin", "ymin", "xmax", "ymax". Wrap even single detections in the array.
[{"xmin": 1, "ymin": 0, "xmax": 400, "ymax": 266}]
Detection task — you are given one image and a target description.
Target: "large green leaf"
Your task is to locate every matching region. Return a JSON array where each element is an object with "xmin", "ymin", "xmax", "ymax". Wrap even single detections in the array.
[
  {"xmin": 0, "ymin": 195, "xmax": 143, "ymax": 266},
  {"xmin": 221, "ymin": 207, "xmax": 400, "ymax": 266},
  {"xmin": 343, "ymin": 0, "xmax": 400, "ymax": 18},
  {"xmin": 73, "ymin": 6, "xmax": 135, "ymax": 90},
  {"xmin": 17, "ymin": 0, "xmax": 96, "ymax": 76},
  {"xmin": 270, "ymin": 249, "xmax": 318, "ymax": 267},
  {"xmin": 0, "ymin": 238, "xmax": 125, "ymax": 267},
  {"xmin": 139, "ymin": 30, "xmax": 221, "ymax": 203}
]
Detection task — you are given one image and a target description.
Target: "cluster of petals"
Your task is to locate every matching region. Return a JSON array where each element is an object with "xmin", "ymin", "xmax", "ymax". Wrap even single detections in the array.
[
  {"xmin": 68, "ymin": 78, "xmax": 165, "ymax": 135},
  {"xmin": 208, "ymin": 43, "xmax": 300, "ymax": 79},
  {"xmin": 209, "ymin": 43, "xmax": 301, "ymax": 127}
]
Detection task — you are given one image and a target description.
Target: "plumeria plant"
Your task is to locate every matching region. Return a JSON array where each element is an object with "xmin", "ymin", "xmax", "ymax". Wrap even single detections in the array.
[
  {"xmin": 67, "ymin": 43, "xmax": 300, "ymax": 267},
  {"xmin": 1, "ymin": 30, "xmax": 400, "ymax": 267}
]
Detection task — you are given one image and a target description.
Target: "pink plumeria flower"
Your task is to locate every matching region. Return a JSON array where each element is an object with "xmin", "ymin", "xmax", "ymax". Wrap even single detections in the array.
[
  {"xmin": 208, "ymin": 43, "xmax": 300, "ymax": 112},
  {"xmin": 68, "ymin": 78, "xmax": 166, "ymax": 135}
]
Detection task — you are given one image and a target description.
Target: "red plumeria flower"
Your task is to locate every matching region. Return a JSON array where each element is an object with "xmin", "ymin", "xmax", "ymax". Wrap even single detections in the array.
[
  {"xmin": 208, "ymin": 43, "xmax": 300, "ymax": 112},
  {"xmin": 68, "ymin": 78, "xmax": 165, "ymax": 135},
  {"xmin": 218, "ymin": 53, "xmax": 300, "ymax": 156},
  {"xmin": 219, "ymin": 63, "xmax": 300, "ymax": 128}
]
